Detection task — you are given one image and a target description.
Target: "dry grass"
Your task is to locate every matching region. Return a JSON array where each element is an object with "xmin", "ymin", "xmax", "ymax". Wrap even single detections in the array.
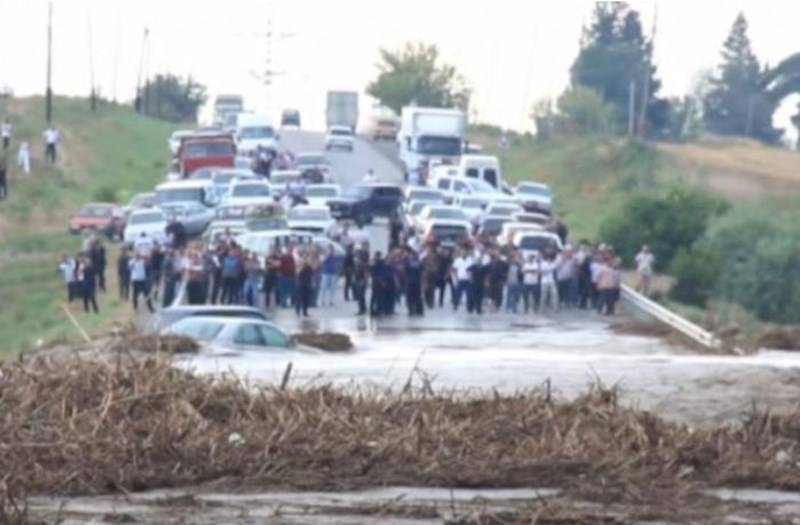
[{"xmin": 3, "ymin": 339, "xmax": 800, "ymax": 522}]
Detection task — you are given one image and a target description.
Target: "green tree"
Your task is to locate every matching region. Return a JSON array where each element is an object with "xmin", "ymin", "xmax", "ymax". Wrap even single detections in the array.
[
  {"xmin": 598, "ymin": 188, "xmax": 729, "ymax": 270},
  {"xmin": 570, "ymin": 2, "xmax": 669, "ymax": 136},
  {"xmin": 556, "ymin": 86, "xmax": 617, "ymax": 135},
  {"xmin": 367, "ymin": 43, "xmax": 469, "ymax": 114},
  {"xmin": 137, "ymin": 74, "xmax": 207, "ymax": 123},
  {"xmin": 704, "ymin": 13, "xmax": 779, "ymax": 143}
]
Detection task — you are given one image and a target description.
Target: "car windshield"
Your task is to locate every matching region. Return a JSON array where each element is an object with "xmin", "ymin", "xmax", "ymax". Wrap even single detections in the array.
[
  {"xmin": 232, "ymin": 184, "xmax": 271, "ymax": 197},
  {"xmin": 409, "ymin": 202, "xmax": 427, "ymax": 215},
  {"xmin": 215, "ymin": 206, "xmax": 246, "ymax": 219},
  {"xmin": 296, "ymin": 155, "xmax": 324, "ymax": 165},
  {"xmin": 518, "ymin": 185, "xmax": 552, "ymax": 197},
  {"xmin": 156, "ymin": 188, "xmax": 205, "ymax": 205},
  {"xmin": 247, "ymin": 218, "xmax": 288, "ymax": 231},
  {"xmin": 409, "ymin": 190, "xmax": 443, "ymax": 202},
  {"xmin": 306, "ymin": 187, "xmax": 338, "ymax": 198},
  {"xmin": 213, "ymin": 173, "xmax": 239, "ymax": 185},
  {"xmin": 343, "ymin": 186, "xmax": 371, "ymax": 198},
  {"xmin": 129, "ymin": 212, "xmax": 164, "ymax": 225},
  {"xmin": 429, "ymin": 208, "xmax": 467, "ymax": 221},
  {"xmin": 80, "ymin": 206, "xmax": 113, "ymax": 217},
  {"xmin": 467, "ymin": 179, "xmax": 498, "ymax": 193},
  {"xmin": 330, "ymin": 128, "xmax": 352, "ymax": 136},
  {"xmin": 417, "ymin": 136, "xmax": 462, "ymax": 156},
  {"xmin": 489, "ymin": 206, "xmax": 518, "ymax": 217},
  {"xmin": 169, "ymin": 318, "xmax": 225, "ymax": 342},
  {"xmin": 271, "ymin": 175, "xmax": 297, "ymax": 185},
  {"xmin": 183, "ymin": 141, "xmax": 235, "ymax": 158},
  {"xmin": 483, "ymin": 218, "xmax": 507, "ymax": 231},
  {"xmin": 289, "ymin": 208, "xmax": 329, "ymax": 221},
  {"xmin": 239, "ymin": 126, "xmax": 275, "ymax": 139},
  {"xmin": 189, "ymin": 168, "xmax": 218, "ymax": 180},
  {"xmin": 519, "ymin": 236, "xmax": 558, "ymax": 252},
  {"xmin": 432, "ymin": 225, "xmax": 468, "ymax": 239}
]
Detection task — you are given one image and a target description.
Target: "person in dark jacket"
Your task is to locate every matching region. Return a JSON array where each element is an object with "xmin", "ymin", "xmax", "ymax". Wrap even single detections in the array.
[
  {"xmin": 78, "ymin": 254, "xmax": 99, "ymax": 314},
  {"xmin": 467, "ymin": 252, "xmax": 487, "ymax": 315},
  {"xmin": 263, "ymin": 247, "xmax": 281, "ymax": 309},
  {"xmin": 165, "ymin": 219, "xmax": 188, "ymax": 250},
  {"xmin": 148, "ymin": 242, "xmax": 164, "ymax": 300},
  {"xmin": 405, "ymin": 249, "xmax": 424, "ymax": 317},
  {"xmin": 117, "ymin": 248, "xmax": 131, "ymax": 301},
  {"xmin": 342, "ymin": 244, "xmax": 355, "ymax": 301},
  {"xmin": 90, "ymin": 241, "xmax": 107, "ymax": 292},
  {"xmin": 369, "ymin": 252, "xmax": 391, "ymax": 317},
  {"xmin": 486, "ymin": 251, "xmax": 509, "ymax": 311},
  {"xmin": 295, "ymin": 255, "xmax": 315, "ymax": 317},
  {"xmin": 352, "ymin": 248, "xmax": 369, "ymax": 316}
]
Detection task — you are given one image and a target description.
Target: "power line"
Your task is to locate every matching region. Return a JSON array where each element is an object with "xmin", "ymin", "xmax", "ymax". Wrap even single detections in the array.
[{"xmin": 45, "ymin": 0, "xmax": 53, "ymax": 124}]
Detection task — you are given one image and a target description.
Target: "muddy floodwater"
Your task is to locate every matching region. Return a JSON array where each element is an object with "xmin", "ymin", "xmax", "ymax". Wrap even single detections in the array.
[{"xmin": 179, "ymin": 309, "xmax": 800, "ymax": 427}]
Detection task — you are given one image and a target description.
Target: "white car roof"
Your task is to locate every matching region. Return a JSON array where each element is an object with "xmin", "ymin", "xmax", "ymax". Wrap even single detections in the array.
[
  {"xmin": 129, "ymin": 208, "xmax": 165, "ymax": 218},
  {"xmin": 306, "ymin": 183, "xmax": 340, "ymax": 190},
  {"xmin": 290, "ymin": 205, "xmax": 329, "ymax": 213},
  {"xmin": 156, "ymin": 180, "xmax": 210, "ymax": 190},
  {"xmin": 173, "ymin": 315, "xmax": 283, "ymax": 329}
]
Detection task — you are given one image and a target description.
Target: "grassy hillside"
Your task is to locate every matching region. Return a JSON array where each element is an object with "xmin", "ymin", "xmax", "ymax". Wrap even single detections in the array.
[
  {"xmin": 0, "ymin": 96, "xmax": 175, "ymax": 354},
  {"xmin": 469, "ymin": 130, "xmax": 800, "ymax": 240}
]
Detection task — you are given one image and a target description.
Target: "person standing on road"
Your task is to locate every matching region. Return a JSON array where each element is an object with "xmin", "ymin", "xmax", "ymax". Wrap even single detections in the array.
[
  {"xmin": 184, "ymin": 250, "xmax": 207, "ymax": 305},
  {"xmin": 43, "ymin": 125, "xmax": 59, "ymax": 163},
  {"xmin": 352, "ymin": 247, "xmax": 369, "ymax": 316},
  {"xmin": 505, "ymin": 250, "xmax": 523, "ymax": 314},
  {"xmin": 405, "ymin": 248, "xmax": 424, "ymax": 317},
  {"xmin": 635, "ymin": 245, "xmax": 655, "ymax": 297},
  {"xmin": 487, "ymin": 250, "xmax": 509, "ymax": 312},
  {"xmin": 1, "ymin": 118, "xmax": 11, "ymax": 150},
  {"xmin": 89, "ymin": 240, "xmax": 107, "ymax": 293},
  {"xmin": 467, "ymin": 250, "xmax": 487, "ymax": 315},
  {"xmin": 242, "ymin": 253, "xmax": 262, "ymax": 307},
  {"xmin": 539, "ymin": 251, "xmax": 560, "ymax": 311},
  {"xmin": 556, "ymin": 246, "xmax": 578, "ymax": 308},
  {"xmin": 59, "ymin": 254, "xmax": 78, "ymax": 302},
  {"xmin": 263, "ymin": 247, "xmax": 281, "ymax": 309},
  {"xmin": 421, "ymin": 243, "xmax": 440, "ymax": 309},
  {"xmin": 220, "ymin": 247, "xmax": 244, "ymax": 305},
  {"xmin": 319, "ymin": 244, "xmax": 342, "ymax": 307},
  {"xmin": 17, "ymin": 142, "xmax": 30, "ymax": 174},
  {"xmin": 295, "ymin": 255, "xmax": 315, "ymax": 317},
  {"xmin": 451, "ymin": 248, "xmax": 472, "ymax": 312},
  {"xmin": 77, "ymin": 254, "xmax": 99, "ymax": 314},
  {"xmin": 341, "ymin": 244, "xmax": 355, "ymax": 302},
  {"xmin": 277, "ymin": 245, "xmax": 297, "ymax": 308},
  {"xmin": 117, "ymin": 248, "xmax": 131, "ymax": 301},
  {"xmin": 130, "ymin": 252, "xmax": 155, "ymax": 313},
  {"xmin": 0, "ymin": 150, "xmax": 8, "ymax": 200},
  {"xmin": 522, "ymin": 253, "xmax": 542, "ymax": 314}
]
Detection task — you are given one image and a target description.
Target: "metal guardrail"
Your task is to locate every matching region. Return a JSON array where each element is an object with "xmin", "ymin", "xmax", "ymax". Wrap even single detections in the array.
[{"xmin": 620, "ymin": 284, "xmax": 721, "ymax": 349}]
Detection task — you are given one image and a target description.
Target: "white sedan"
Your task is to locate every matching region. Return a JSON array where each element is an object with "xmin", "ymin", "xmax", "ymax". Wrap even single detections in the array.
[
  {"xmin": 416, "ymin": 205, "xmax": 469, "ymax": 232},
  {"xmin": 223, "ymin": 180, "xmax": 273, "ymax": 207},
  {"xmin": 304, "ymin": 184, "xmax": 341, "ymax": 208},
  {"xmin": 514, "ymin": 182, "xmax": 553, "ymax": 213},
  {"xmin": 324, "ymin": 125, "xmax": 355, "ymax": 152},
  {"xmin": 287, "ymin": 205, "xmax": 337, "ymax": 236},
  {"xmin": 123, "ymin": 208, "xmax": 168, "ymax": 245},
  {"xmin": 163, "ymin": 316, "xmax": 319, "ymax": 355}
]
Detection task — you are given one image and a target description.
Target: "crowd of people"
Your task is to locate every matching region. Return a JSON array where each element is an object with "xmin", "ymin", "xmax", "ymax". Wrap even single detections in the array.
[{"xmin": 85, "ymin": 218, "xmax": 636, "ymax": 321}]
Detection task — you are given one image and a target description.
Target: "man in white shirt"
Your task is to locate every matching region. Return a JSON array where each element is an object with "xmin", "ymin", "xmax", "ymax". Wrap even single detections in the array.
[
  {"xmin": 522, "ymin": 253, "xmax": 541, "ymax": 313},
  {"xmin": 58, "ymin": 254, "xmax": 77, "ymax": 302},
  {"xmin": 450, "ymin": 249, "xmax": 473, "ymax": 311},
  {"xmin": 635, "ymin": 245, "xmax": 655, "ymax": 296},
  {"xmin": 1, "ymin": 118, "xmax": 11, "ymax": 150},
  {"xmin": 129, "ymin": 253, "xmax": 155, "ymax": 313},
  {"xmin": 134, "ymin": 232, "xmax": 154, "ymax": 259},
  {"xmin": 43, "ymin": 126, "xmax": 59, "ymax": 163},
  {"xmin": 17, "ymin": 142, "xmax": 30, "ymax": 174},
  {"xmin": 539, "ymin": 255, "xmax": 560, "ymax": 310}
]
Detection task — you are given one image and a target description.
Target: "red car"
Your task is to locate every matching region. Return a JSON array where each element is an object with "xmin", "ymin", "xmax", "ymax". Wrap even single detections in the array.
[
  {"xmin": 179, "ymin": 134, "xmax": 236, "ymax": 177},
  {"xmin": 68, "ymin": 203, "xmax": 124, "ymax": 239}
]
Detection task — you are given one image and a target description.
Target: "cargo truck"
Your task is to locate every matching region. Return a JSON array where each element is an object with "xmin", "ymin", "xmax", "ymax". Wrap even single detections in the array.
[{"xmin": 326, "ymin": 91, "xmax": 359, "ymax": 133}]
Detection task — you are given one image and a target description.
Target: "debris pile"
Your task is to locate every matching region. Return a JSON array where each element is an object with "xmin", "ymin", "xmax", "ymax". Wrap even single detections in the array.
[
  {"xmin": 292, "ymin": 331, "xmax": 354, "ymax": 352},
  {"xmin": 2, "ymin": 341, "xmax": 800, "ymax": 512},
  {"xmin": 108, "ymin": 333, "xmax": 200, "ymax": 354},
  {"xmin": 754, "ymin": 326, "xmax": 800, "ymax": 351}
]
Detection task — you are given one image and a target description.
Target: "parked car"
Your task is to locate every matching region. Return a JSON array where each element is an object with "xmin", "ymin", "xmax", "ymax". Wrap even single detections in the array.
[
  {"xmin": 403, "ymin": 200, "xmax": 429, "ymax": 229},
  {"xmin": 287, "ymin": 205, "xmax": 336, "ymax": 236},
  {"xmin": 123, "ymin": 208, "xmax": 168, "ymax": 245},
  {"xmin": 452, "ymin": 196, "xmax": 487, "ymax": 227},
  {"xmin": 159, "ymin": 203, "xmax": 215, "ymax": 237},
  {"xmin": 478, "ymin": 215, "xmax": 510, "ymax": 237},
  {"xmin": 145, "ymin": 305, "xmax": 267, "ymax": 333},
  {"xmin": 499, "ymin": 222, "xmax": 546, "ymax": 246},
  {"xmin": 269, "ymin": 170, "xmax": 303, "ymax": 194},
  {"xmin": 416, "ymin": 205, "xmax": 469, "ymax": 232},
  {"xmin": 304, "ymin": 184, "xmax": 341, "ymax": 208},
  {"xmin": 325, "ymin": 125, "xmax": 355, "ymax": 152},
  {"xmin": 513, "ymin": 182, "xmax": 553, "ymax": 213},
  {"xmin": 293, "ymin": 153, "xmax": 331, "ymax": 183},
  {"xmin": 163, "ymin": 316, "xmax": 318, "ymax": 354},
  {"xmin": 189, "ymin": 166, "xmax": 222, "ymax": 181},
  {"xmin": 513, "ymin": 231, "xmax": 563, "ymax": 259},
  {"xmin": 68, "ymin": 203, "xmax": 124, "ymax": 239},
  {"xmin": 421, "ymin": 220, "xmax": 472, "ymax": 247},
  {"xmin": 512, "ymin": 212, "xmax": 550, "ymax": 227},
  {"xmin": 223, "ymin": 180, "xmax": 273, "ymax": 207},
  {"xmin": 281, "ymin": 109, "xmax": 301, "ymax": 128},
  {"xmin": 485, "ymin": 202, "xmax": 524, "ymax": 219},
  {"xmin": 211, "ymin": 169, "xmax": 258, "ymax": 203},
  {"xmin": 403, "ymin": 187, "xmax": 446, "ymax": 206},
  {"xmin": 236, "ymin": 230, "xmax": 314, "ymax": 256},
  {"xmin": 327, "ymin": 183, "xmax": 404, "ymax": 225},
  {"xmin": 430, "ymin": 174, "xmax": 505, "ymax": 204}
]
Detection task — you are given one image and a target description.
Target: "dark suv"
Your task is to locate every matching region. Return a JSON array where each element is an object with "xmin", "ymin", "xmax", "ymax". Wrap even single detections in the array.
[{"xmin": 327, "ymin": 184, "xmax": 403, "ymax": 225}]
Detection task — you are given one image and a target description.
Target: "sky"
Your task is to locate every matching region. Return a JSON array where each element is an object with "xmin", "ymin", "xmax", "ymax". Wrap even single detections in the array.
[{"xmin": 0, "ymin": 0, "xmax": 798, "ymax": 135}]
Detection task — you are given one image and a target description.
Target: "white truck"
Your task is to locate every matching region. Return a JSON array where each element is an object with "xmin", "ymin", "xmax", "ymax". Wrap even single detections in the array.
[
  {"xmin": 213, "ymin": 94, "xmax": 244, "ymax": 129},
  {"xmin": 235, "ymin": 113, "xmax": 279, "ymax": 156},
  {"xmin": 326, "ymin": 91, "xmax": 359, "ymax": 133},
  {"xmin": 398, "ymin": 106, "xmax": 466, "ymax": 176}
]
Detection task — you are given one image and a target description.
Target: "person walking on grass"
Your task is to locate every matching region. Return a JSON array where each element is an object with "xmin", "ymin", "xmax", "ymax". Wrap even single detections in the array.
[
  {"xmin": 635, "ymin": 245, "xmax": 655, "ymax": 297},
  {"xmin": 1, "ymin": 118, "xmax": 11, "ymax": 150},
  {"xmin": 59, "ymin": 253, "xmax": 78, "ymax": 302},
  {"xmin": 129, "ymin": 252, "xmax": 155, "ymax": 313},
  {"xmin": 117, "ymin": 247, "xmax": 131, "ymax": 301},
  {"xmin": 77, "ymin": 254, "xmax": 99, "ymax": 314},
  {"xmin": 43, "ymin": 125, "xmax": 59, "ymax": 163},
  {"xmin": 17, "ymin": 142, "xmax": 30, "ymax": 174},
  {"xmin": 0, "ymin": 150, "xmax": 8, "ymax": 200}
]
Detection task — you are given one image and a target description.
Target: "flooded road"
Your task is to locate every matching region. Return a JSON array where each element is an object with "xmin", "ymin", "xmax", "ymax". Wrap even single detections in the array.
[{"xmin": 180, "ymin": 308, "xmax": 800, "ymax": 427}]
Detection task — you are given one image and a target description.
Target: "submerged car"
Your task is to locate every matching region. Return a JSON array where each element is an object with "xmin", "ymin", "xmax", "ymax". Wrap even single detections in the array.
[{"xmin": 146, "ymin": 305, "xmax": 268, "ymax": 333}]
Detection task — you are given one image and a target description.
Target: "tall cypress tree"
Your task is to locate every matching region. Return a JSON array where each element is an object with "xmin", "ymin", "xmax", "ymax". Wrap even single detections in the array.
[
  {"xmin": 704, "ymin": 13, "xmax": 778, "ymax": 142},
  {"xmin": 570, "ymin": 2, "xmax": 669, "ymax": 136}
]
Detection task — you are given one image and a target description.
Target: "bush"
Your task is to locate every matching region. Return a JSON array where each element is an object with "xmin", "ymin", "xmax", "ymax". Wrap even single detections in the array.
[
  {"xmin": 92, "ymin": 185, "xmax": 118, "ymax": 203},
  {"xmin": 669, "ymin": 247, "xmax": 721, "ymax": 306},
  {"xmin": 698, "ymin": 209, "xmax": 800, "ymax": 324},
  {"xmin": 599, "ymin": 187, "xmax": 729, "ymax": 270}
]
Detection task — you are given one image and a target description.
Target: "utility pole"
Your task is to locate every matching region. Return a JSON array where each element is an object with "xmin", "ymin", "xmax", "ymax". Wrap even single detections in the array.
[
  {"xmin": 45, "ymin": 1, "xmax": 53, "ymax": 124},
  {"xmin": 135, "ymin": 28, "xmax": 149, "ymax": 113},
  {"xmin": 637, "ymin": 3, "xmax": 658, "ymax": 138},
  {"xmin": 88, "ymin": 13, "xmax": 96, "ymax": 112},
  {"xmin": 627, "ymin": 79, "xmax": 636, "ymax": 137},
  {"xmin": 112, "ymin": 11, "xmax": 120, "ymax": 104}
]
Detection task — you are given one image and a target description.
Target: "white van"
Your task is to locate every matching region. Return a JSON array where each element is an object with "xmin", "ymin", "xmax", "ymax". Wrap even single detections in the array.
[
  {"xmin": 459, "ymin": 155, "xmax": 503, "ymax": 190},
  {"xmin": 235, "ymin": 114, "xmax": 278, "ymax": 156}
]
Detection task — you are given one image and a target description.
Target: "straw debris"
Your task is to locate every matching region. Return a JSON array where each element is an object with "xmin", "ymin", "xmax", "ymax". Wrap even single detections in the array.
[
  {"xmin": 2, "ymin": 338, "xmax": 800, "ymax": 512},
  {"xmin": 292, "ymin": 331, "xmax": 354, "ymax": 352}
]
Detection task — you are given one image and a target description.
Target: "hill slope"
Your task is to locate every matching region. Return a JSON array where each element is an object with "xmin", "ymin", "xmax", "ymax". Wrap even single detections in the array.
[{"xmin": 0, "ymin": 97, "xmax": 175, "ymax": 354}]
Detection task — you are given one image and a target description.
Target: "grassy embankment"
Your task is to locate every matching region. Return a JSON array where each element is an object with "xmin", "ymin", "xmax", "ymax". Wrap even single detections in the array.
[{"xmin": 0, "ymin": 96, "xmax": 175, "ymax": 355}]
